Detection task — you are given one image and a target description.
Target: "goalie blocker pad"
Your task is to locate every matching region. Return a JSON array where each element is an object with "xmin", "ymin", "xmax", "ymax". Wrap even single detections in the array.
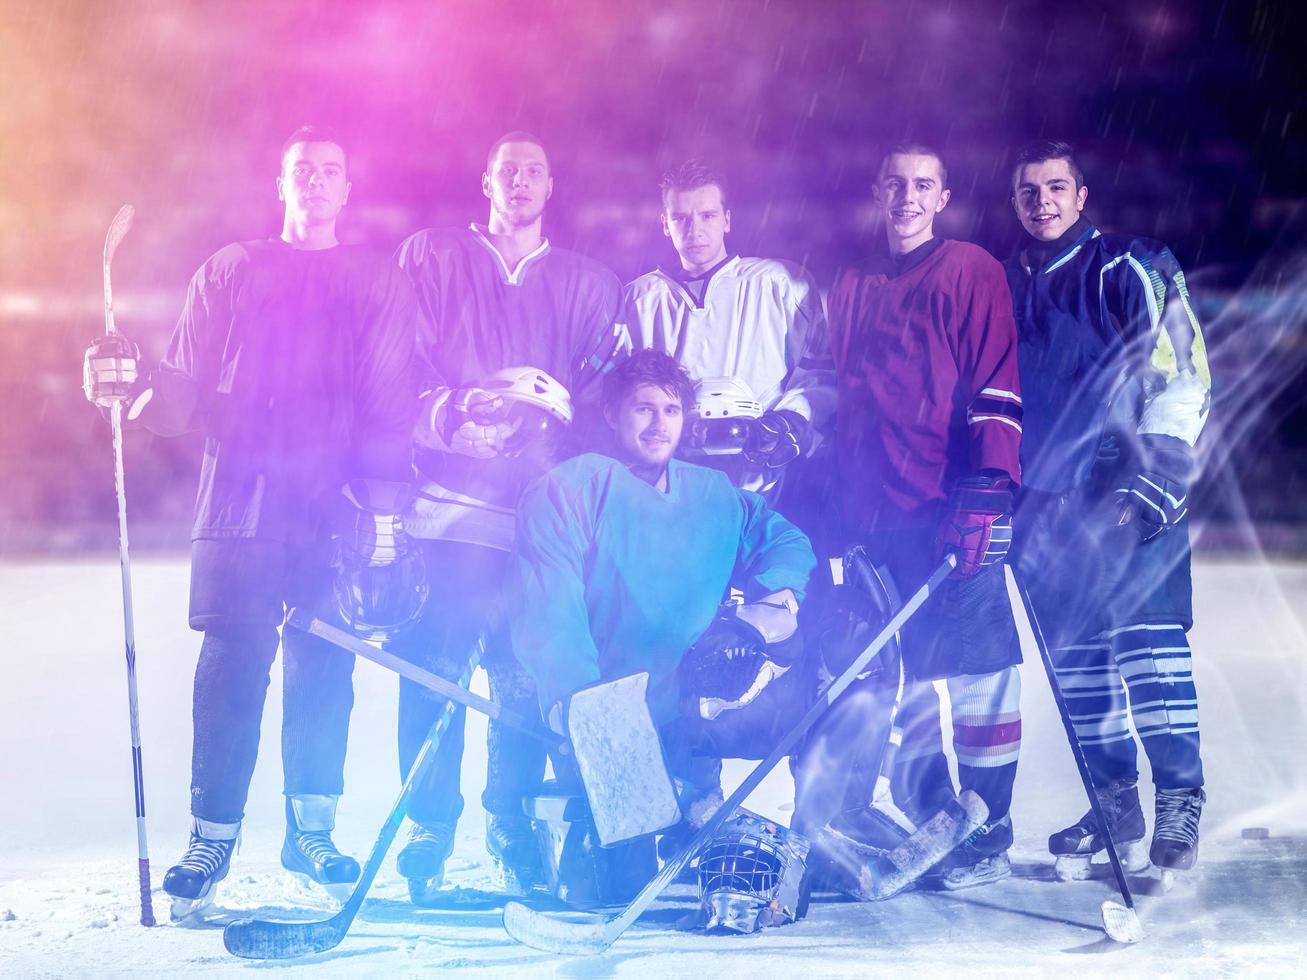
[{"xmin": 567, "ymin": 673, "xmax": 682, "ymax": 846}]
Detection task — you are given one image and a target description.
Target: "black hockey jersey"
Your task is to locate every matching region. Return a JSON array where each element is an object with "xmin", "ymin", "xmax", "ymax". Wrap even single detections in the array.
[{"xmin": 1005, "ymin": 223, "xmax": 1211, "ymax": 493}]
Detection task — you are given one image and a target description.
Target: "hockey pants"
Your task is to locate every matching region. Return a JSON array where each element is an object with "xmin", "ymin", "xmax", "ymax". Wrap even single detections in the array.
[
  {"xmin": 189, "ymin": 621, "xmax": 355, "ymax": 825},
  {"xmin": 1050, "ymin": 622, "xmax": 1203, "ymax": 789},
  {"xmin": 390, "ymin": 540, "xmax": 548, "ymax": 831}
]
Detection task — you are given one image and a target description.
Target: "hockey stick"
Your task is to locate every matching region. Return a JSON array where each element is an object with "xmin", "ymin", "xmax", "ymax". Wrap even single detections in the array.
[
  {"xmin": 101, "ymin": 204, "xmax": 156, "ymax": 928},
  {"xmin": 286, "ymin": 609, "xmax": 558, "ymax": 746},
  {"xmin": 223, "ymin": 642, "xmax": 483, "ymax": 958},
  {"xmin": 1010, "ymin": 570, "xmax": 1143, "ymax": 944},
  {"xmin": 502, "ymin": 554, "xmax": 958, "ymax": 955}
]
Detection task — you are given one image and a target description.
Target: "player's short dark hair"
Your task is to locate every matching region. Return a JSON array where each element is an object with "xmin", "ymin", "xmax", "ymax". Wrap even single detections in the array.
[
  {"xmin": 486, "ymin": 130, "xmax": 549, "ymax": 170},
  {"xmin": 659, "ymin": 159, "xmax": 730, "ymax": 210},
  {"xmin": 879, "ymin": 142, "xmax": 948, "ymax": 188},
  {"xmin": 601, "ymin": 350, "xmax": 696, "ymax": 419},
  {"xmin": 1012, "ymin": 140, "xmax": 1085, "ymax": 189},
  {"xmin": 280, "ymin": 126, "xmax": 348, "ymax": 174}
]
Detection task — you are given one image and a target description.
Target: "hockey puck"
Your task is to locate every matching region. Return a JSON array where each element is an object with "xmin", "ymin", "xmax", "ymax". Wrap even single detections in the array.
[{"xmin": 1241, "ymin": 826, "xmax": 1270, "ymax": 840}]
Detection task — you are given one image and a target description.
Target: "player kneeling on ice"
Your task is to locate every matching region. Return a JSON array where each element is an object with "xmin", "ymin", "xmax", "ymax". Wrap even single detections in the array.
[{"xmin": 508, "ymin": 350, "xmax": 987, "ymax": 932}]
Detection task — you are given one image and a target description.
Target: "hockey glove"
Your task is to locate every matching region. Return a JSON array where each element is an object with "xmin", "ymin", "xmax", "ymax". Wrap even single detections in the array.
[
  {"xmin": 744, "ymin": 410, "xmax": 810, "ymax": 469},
  {"xmin": 684, "ymin": 596, "xmax": 802, "ymax": 720},
  {"xmin": 937, "ymin": 474, "xmax": 1014, "ymax": 578},
  {"xmin": 416, "ymin": 386, "xmax": 522, "ymax": 458},
  {"xmin": 338, "ymin": 479, "xmax": 416, "ymax": 565},
  {"xmin": 1115, "ymin": 435, "xmax": 1194, "ymax": 542},
  {"xmin": 83, "ymin": 333, "xmax": 153, "ymax": 420}
]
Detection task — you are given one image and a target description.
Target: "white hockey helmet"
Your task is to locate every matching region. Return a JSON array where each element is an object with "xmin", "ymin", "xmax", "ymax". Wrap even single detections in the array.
[
  {"xmin": 698, "ymin": 810, "xmax": 811, "ymax": 933},
  {"xmin": 480, "ymin": 366, "xmax": 574, "ymax": 425},
  {"xmin": 685, "ymin": 377, "xmax": 763, "ymax": 457}
]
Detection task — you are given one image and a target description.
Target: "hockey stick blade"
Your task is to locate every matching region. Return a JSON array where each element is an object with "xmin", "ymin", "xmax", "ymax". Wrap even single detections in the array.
[
  {"xmin": 501, "ymin": 556, "xmax": 956, "ymax": 955},
  {"xmin": 1101, "ymin": 900, "xmax": 1143, "ymax": 944},
  {"xmin": 104, "ymin": 205, "xmax": 136, "ymax": 263},
  {"xmin": 503, "ymin": 904, "xmax": 617, "ymax": 956},
  {"xmin": 226, "ymin": 649, "xmax": 480, "ymax": 959},
  {"xmin": 224, "ymin": 915, "xmax": 349, "ymax": 960}
]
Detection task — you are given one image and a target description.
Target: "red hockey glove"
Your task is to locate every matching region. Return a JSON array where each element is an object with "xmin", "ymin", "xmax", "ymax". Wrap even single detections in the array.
[{"xmin": 937, "ymin": 475, "xmax": 1014, "ymax": 578}]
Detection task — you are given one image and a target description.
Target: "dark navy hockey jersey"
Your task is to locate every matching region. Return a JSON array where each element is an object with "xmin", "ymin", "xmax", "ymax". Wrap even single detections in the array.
[
  {"xmin": 1005, "ymin": 222, "xmax": 1211, "ymax": 493},
  {"xmin": 395, "ymin": 224, "xmax": 624, "ymax": 518}
]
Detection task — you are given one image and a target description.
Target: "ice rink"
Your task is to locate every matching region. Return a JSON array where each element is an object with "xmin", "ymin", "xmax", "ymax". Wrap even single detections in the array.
[{"xmin": 2, "ymin": 555, "xmax": 1305, "ymax": 977}]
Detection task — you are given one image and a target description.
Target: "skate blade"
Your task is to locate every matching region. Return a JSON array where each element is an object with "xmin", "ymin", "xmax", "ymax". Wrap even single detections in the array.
[
  {"xmin": 282, "ymin": 870, "xmax": 349, "ymax": 909},
  {"xmin": 939, "ymin": 857, "xmax": 1012, "ymax": 891},
  {"xmin": 169, "ymin": 888, "xmax": 216, "ymax": 923},
  {"xmin": 1053, "ymin": 839, "xmax": 1148, "ymax": 882},
  {"xmin": 492, "ymin": 857, "xmax": 546, "ymax": 897},
  {"xmin": 1101, "ymin": 900, "xmax": 1143, "ymax": 943},
  {"xmin": 407, "ymin": 875, "xmax": 446, "ymax": 906}
]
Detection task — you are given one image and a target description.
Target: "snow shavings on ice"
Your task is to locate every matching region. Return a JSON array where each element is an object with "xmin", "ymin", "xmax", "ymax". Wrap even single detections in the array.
[{"xmin": 1, "ymin": 558, "xmax": 1305, "ymax": 977}]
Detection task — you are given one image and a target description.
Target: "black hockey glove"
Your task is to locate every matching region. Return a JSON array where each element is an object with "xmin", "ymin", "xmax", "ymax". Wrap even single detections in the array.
[
  {"xmin": 1115, "ymin": 434, "xmax": 1194, "ymax": 542},
  {"xmin": 744, "ymin": 410, "xmax": 810, "ymax": 469},
  {"xmin": 684, "ymin": 599, "xmax": 802, "ymax": 720},
  {"xmin": 937, "ymin": 474, "xmax": 1014, "ymax": 578}
]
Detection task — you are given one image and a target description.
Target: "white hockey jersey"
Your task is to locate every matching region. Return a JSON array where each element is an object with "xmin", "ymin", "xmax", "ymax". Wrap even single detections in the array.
[{"xmin": 620, "ymin": 255, "xmax": 836, "ymax": 433}]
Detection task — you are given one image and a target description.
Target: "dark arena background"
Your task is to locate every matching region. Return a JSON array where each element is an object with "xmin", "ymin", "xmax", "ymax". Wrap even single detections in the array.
[{"xmin": 2, "ymin": 1, "xmax": 1307, "ymax": 976}]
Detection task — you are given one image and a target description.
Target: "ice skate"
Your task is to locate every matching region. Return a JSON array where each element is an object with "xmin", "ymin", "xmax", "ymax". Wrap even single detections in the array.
[
  {"xmin": 1049, "ymin": 777, "xmax": 1149, "ymax": 882},
  {"xmin": 280, "ymin": 795, "xmax": 359, "ymax": 904},
  {"xmin": 397, "ymin": 821, "xmax": 456, "ymax": 904},
  {"xmin": 487, "ymin": 812, "xmax": 547, "ymax": 895},
  {"xmin": 162, "ymin": 819, "xmax": 238, "ymax": 921},
  {"xmin": 1149, "ymin": 786, "xmax": 1205, "ymax": 891},
  {"xmin": 937, "ymin": 815, "xmax": 1014, "ymax": 890}
]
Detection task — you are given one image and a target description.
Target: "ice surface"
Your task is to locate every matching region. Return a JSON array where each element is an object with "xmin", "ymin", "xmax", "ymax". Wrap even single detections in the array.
[{"xmin": 1, "ymin": 557, "xmax": 1305, "ymax": 976}]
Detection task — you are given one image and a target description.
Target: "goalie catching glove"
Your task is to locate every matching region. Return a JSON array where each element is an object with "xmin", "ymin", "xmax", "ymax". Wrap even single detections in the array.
[
  {"xmin": 936, "ymin": 474, "xmax": 1014, "ymax": 578},
  {"xmin": 1114, "ymin": 434, "xmax": 1194, "ymax": 541},
  {"xmin": 684, "ymin": 592, "xmax": 802, "ymax": 720}
]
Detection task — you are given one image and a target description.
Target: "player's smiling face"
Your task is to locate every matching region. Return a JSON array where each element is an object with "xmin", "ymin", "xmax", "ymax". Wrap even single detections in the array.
[
  {"xmin": 483, "ymin": 141, "xmax": 553, "ymax": 228},
  {"xmin": 277, "ymin": 141, "xmax": 350, "ymax": 225},
  {"xmin": 876, "ymin": 153, "xmax": 950, "ymax": 254},
  {"xmin": 1013, "ymin": 158, "xmax": 1088, "ymax": 242},
  {"xmin": 662, "ymin": 184, "xmax": 731, "ymax": 276},
  {"xmin": 607, "ymin": 383, "xmax": 684, "ymax": 471}
]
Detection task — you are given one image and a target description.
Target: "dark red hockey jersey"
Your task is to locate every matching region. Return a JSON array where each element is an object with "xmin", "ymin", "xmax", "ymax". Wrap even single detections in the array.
[{"xmin": 828, "ymin": 239, "xmax": 1022, "ymax": 531}]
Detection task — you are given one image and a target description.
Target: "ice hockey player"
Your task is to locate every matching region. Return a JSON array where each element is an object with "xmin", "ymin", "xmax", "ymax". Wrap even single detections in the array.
[
  {"xmin": 509, "ymin": 350, "xmax": 988, "ymax": 925},
  {"xmin": 1006, "ymin": 139, "xmax": 1210, "ymax": 880},
  {"xmin": 388, "ymin": 131, "xmax": 625, "ymax": 899},
  {"xmin": 825, "ymin": 142, "xmax": 1025, "ymax": 889},
  {"xmin": 81, "ymin": 126, "xmax": 422, "ymax": 917},
  {"xmin": 620, "ymin": 160, "xmax": 834, "ymax": 500}
]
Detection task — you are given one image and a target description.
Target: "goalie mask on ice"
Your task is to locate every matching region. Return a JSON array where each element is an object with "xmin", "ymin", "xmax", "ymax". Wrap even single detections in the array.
[
  {"xmin": 697, "ymin": 811, "xmax": 811, "ymax": 933},
  {"xmin": 685, "ymin": 377, "xmax": 763, "ymax": 457}
]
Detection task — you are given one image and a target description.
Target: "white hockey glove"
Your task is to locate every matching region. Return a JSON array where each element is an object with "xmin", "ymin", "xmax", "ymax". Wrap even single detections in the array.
[
  {"xmin": 415, "ymin": 386, "xmax": 522, "ymax": 458},
  {"xmin": 83, "ymin": 334, "xmax": 153, "ymax": 419}
]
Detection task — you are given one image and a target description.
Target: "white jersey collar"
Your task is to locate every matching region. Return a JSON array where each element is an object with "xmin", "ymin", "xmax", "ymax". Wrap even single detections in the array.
[{"xmin": 468, "ymin": 223, "xmax": 551, "ymax": 285}]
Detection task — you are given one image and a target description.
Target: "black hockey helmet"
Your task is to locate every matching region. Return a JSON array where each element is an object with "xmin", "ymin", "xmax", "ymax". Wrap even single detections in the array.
[{"xmin": 332, "ymin": 548, "xmax": 429, "ymax": 641}]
